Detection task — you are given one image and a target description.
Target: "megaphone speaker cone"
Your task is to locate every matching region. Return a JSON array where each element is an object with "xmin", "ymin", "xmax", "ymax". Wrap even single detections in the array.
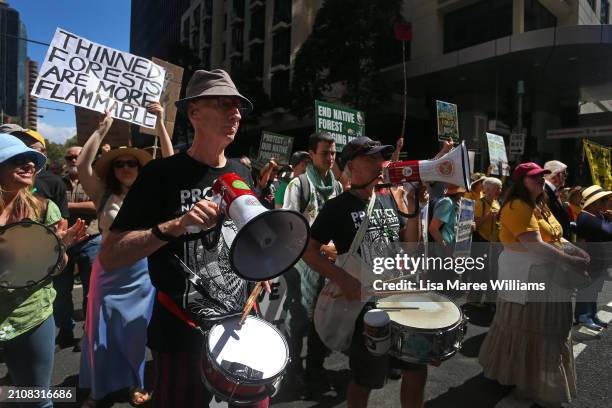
[{"xmin": 230, "ymin": 209, "xmax": 310, "ymax": 281}]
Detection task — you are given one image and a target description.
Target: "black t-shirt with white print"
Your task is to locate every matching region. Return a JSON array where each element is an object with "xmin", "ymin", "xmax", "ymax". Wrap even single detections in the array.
[
  {"xmin": 310, "ymin": 191, "xmax": 405, "ymax": 265},
  {"xmin": 111, "ymin": 152, "xmax": 254, "ymax": 352}
]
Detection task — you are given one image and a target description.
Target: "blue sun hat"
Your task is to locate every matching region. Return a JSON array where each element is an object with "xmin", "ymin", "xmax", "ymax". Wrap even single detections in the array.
[{"xmin": 0, "ymin": 133, "xmax": 47, "ymax": 171}]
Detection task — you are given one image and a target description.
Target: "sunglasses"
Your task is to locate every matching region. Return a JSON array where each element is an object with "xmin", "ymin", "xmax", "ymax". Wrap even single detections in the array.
[
  {"xmin": 201, "ymin": 96, "xmax": 246, "ymax": 112},
  {"xmin": 64, "ymin": 155, "xmax": 78, "ymax": 161},
  {"xmin": 6, "ymin": 154, "xmax": 35, "ymax": 168},
  {"xmin": 113, "ymin": 160, "xmax": 139, "ymax": 169}
]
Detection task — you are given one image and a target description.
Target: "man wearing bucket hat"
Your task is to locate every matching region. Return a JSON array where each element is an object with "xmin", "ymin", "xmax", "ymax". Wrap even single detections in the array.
[
  {"xmin": 574, "ymin": 185, "xmax": 612, "ymax": 330},
  {"xmin": 302, "ymin": 136, "xmax": 425, "ymax": 408},
  {"xmin": 0, "ymin": 124, "xmax": 69, "ymax": 218},
  {"xmin": 100, "ymin": 69, "xmax": 271, "ymax": 408},
  {"xmin": 544, "ymin": 160, "xmax": 572, "ymax": 240}
]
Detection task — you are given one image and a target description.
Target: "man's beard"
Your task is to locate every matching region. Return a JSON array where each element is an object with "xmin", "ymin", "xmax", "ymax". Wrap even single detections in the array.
[{"xmin": 67, "ymin": 165, "xmax": 78, "ymax": 177}]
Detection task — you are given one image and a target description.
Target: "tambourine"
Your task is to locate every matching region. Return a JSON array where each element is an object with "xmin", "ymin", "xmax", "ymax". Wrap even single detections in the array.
[{"xmin": 0, "ymin": 220, "xmax": 65, "ymax": 289}]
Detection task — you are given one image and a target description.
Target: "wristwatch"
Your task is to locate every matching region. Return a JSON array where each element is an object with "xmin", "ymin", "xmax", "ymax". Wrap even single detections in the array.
[{"xmin": 151, "ymin": 224, "xmax": 176, "ymax": 242}]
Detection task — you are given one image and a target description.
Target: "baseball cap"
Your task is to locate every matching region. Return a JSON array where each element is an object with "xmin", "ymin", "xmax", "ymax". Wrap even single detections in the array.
[
  {"xmin": 0, "ymin": 124, "xmax": 46, "ymax": 148},
  {"xmin": 512, "ymin": 162, "xmax": 550, "ymax": 182},
  {"xmin": 339, "ymin": 137, "xmax": 393, "ymax": 169}
]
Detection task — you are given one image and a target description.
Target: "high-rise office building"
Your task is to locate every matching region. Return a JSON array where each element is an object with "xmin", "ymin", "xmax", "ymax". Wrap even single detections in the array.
[
  {"xmin": 0, "ymin": 0, "xmax": 27, "ymax": 124},
  {"xmin": 24, "ymin": 58, "xmax": 38, "ymax": 130}
]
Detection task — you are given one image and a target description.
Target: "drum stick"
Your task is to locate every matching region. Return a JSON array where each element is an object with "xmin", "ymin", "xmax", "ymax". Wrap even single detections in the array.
[{"xmin": 240, "ymin": 282, "xmax": 263, "ymax": 326}]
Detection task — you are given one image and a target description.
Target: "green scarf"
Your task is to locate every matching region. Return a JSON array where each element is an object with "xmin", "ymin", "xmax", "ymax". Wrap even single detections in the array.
[{"xmin": 306, "ymin": 163, "xmax": 336, "ymax": 199}]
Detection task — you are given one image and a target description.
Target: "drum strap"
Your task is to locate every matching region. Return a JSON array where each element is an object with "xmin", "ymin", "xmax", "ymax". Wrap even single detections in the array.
[{"xmin": 157, "ymin": 291, "xmax": 199, "ymax": 330}]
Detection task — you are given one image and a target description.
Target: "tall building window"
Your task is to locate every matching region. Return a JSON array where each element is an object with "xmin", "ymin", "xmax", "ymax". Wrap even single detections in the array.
[
  {"xmin": 232, "ymin": 26, "xmax": 244, "ymax": 53},
  {"xmin": 182, "ymin": 17, "xmax": 190, "ymax": 42},
  {"xmin": 524, "ymin": 0, "xmax": 557, "ymax": 32},
  {"xmin": 602, "ymin": 1, "xmax": 610, "ymax": 24},
  {"xmin": 272, "ymin": 27, "xmax": 290, "ymax": 66},
  {"xmin": 204, "ymin": 22, "xmax": 212, "ymax": 44},
  {"xmin": 231, "ymin": 56, "xmax": 242, "ymax": 77},
  {"xmin": 443, "ymin": 0, "xmax": 512, "ymax": 53},
  {"xmin": 587, "ymin": 0, "xmax": 596, "ymax": 12},
  {"xmin": 250, "ymin": 5, "xmax": 265, "ymax": 40},
  {"xmin": 271, "ymin": 69, "xmax": 290, "ymax": 107},
  {"xmin": 233, "ymin": 0, "xmax": 245, "ymax": 19},
  {"xmin": 250, "ymin": 43, "xmax": 264, "ymax": 77},
  {"xmin": 205, "ymin": 0, "xmax": 213, "ymax": 15},
  {"xmin": 273, "ymin": 0, "xmax": 292, "ymax": 26},
  {"xmin": 202, "ymin": 48, "xmax": 211, "ymax": 69}
]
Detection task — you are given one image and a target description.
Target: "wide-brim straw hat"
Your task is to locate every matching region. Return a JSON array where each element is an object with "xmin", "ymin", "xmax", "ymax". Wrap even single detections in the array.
[
  {"xmin": 95, "ymin": 147, "xmax": 152, "ymax": 179},
  {"xmin": 446, "ymin": 183, "xmax": 467, "ymax": 195},
  {"xmin": 581, "ymin": 185, "xmax": 612, "ymax": 210}
]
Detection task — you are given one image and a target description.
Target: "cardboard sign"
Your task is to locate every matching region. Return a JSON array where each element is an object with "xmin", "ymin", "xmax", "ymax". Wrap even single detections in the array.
[
  {"xmin": 486, "ymin": 132, "xmax": 509, "ymax": 176},
  {"xmin": 258, "ymin": 132, "xmax": 294, "ymax": 164},
  {"xmin": 436, "ymin": 100, "xmax": 459, "ymax": 143},
  {"xmin": 509, "ymin": 133, "xmax": 526, "ymax": 155},
  {"xmin": 454, "ymin": 198, "xmax": 475, "ymax": 259},
  {"xmin": 32, "ymin": 28, "xmax": 165, "ymax": 128},
  {"xmin": 315, "ymin": 100, "xmax": 365, "ymax": 151},
  {"xmin": 139, "ymin": 57, "xmax": 183, "ymax": 139},
  {"xmin": 75, "ymin": 106, "xmax": 131, "ymax": 147}
]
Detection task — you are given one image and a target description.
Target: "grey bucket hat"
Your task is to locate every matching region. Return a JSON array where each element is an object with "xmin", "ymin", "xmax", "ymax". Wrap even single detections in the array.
[{"xmin": 175, "ymin": 69, "xmax": 253, "ymax": 116}]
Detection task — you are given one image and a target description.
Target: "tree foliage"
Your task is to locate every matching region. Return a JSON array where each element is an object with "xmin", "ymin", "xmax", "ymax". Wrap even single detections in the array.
[{"xmin": 291, "ymin": 0, "xmax": 404, "ymax": 115}]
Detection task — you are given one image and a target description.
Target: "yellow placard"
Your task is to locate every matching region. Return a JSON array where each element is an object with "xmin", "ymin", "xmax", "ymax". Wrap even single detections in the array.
[{"xmin": 583, "ymin": 139, "xmax": 612, "ymax": 190}]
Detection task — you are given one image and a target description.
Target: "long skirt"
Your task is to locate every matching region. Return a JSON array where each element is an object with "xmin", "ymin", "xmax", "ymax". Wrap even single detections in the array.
[
  {"xmin": 478, "ymin": 300, "xmax": 576, "ymax": 405},
  {"xmin": 79, "ymin": 257, "xmax": 155, "ymax": 399}
]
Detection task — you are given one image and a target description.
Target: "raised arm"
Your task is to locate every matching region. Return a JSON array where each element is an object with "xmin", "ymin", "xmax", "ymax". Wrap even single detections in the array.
[
  {"xmin": 76, "ymin": 112, "xmax": 113, "ymax": 205},
  {"xmin": 147, "ymin": 102, "xmax": 174, "ymax": 158}
]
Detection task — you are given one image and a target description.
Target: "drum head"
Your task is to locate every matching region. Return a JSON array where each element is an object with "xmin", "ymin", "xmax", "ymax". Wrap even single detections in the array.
[
  {"xmin": 207, "ymin": 316, "xmax": 288, "ymax": 383},
  {"xmin": 0, "ymin": 221, "xmax": 63, "ymax": 289},
  {"xmin": 378, "ymin": 292, "xmax": 461, "ymax": 329}
]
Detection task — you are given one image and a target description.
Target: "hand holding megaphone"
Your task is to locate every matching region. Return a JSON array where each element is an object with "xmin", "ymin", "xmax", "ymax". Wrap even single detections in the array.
[{"xmin": 182, "ymin": 199, "xmax": 222, "ymax": 234}]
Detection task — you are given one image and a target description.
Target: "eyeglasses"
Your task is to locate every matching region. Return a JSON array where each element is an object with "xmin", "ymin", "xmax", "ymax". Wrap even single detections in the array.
[
  {"xmin": 113, "ymin": 160, "xmax": 139, "ymax": 169},
  {"xmin": 201, "ymin": 96, "xmax": 245, "ymax": 112},
  {"xmin": 64, "ymin": 155, "xmax": 78, "ymax": 161}
]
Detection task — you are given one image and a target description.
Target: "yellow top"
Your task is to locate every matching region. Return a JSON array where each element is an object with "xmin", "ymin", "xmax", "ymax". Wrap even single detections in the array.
[
  {"xmin": 474, "ymin": 197, "xmax": 500, "ymax": 242},
  {"xmin": 464, "ymin": 191, "xmax": 483, "ymax": 201},
  {"xmin": 499, "ymin": 199, "xmax": 563, "ymax": 250}
]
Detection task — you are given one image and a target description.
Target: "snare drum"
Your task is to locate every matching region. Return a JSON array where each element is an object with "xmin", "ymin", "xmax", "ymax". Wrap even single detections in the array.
[
  {"xmin": 0, "ymin": 220, "xmax": 65, "ymax": 289},
  {"xmin": 377, "ymin": 292, "xmax": 467, "ymax": 363},
  {"xmin": 201, "ymin": 315, "xmax": 289, "ymax": 405}
]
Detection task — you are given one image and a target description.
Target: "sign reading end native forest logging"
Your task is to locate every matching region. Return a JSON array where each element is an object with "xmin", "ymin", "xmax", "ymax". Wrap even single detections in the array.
[
  {"xmin": 315, "ymin": 100, "xmax": 365, "ymax": 151},
  {"xmin": 31, "ymin": 28, "xmax": 165, "ymax": 128}
]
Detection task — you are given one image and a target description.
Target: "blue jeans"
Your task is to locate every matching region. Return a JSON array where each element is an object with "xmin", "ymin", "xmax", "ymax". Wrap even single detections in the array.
[
  {"xmin": 52, "ymin": 235, "xmax": 101, "ymax": 333},
  {"xmin": 2, "ymin": 316, "xmax": 56, "ymax": 407}
]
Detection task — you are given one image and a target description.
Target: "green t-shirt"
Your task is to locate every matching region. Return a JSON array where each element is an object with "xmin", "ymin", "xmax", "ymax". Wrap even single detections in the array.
[
  {"xmin": 433, "ymin": 197, "xmax": 458, "ymax": 253},
  {"xmin": 0, "ymin": 201, "xmax": 61, "ymax": 341},
  {"xmin": 274, "ymin": 180, "xmax": 289, "ymax": 206}
]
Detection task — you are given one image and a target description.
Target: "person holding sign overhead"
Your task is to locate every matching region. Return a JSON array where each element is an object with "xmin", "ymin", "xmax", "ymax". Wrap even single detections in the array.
[
  {"xmin": 77, "ymin": 107, "xmax": 172, "ymax": 406},
  {"xmin": 99, "ymin": 69, "xmax": 272, "ymax": 408}
]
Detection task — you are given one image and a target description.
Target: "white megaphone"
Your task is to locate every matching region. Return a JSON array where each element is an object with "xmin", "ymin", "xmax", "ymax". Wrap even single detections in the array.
[
  {"xmin": 205, "ymin": 173, "xmax": 309, "ymax": 281},
  {"xmin": 383, "ymin": 141, "xmax": 471, "ymax": 191}
]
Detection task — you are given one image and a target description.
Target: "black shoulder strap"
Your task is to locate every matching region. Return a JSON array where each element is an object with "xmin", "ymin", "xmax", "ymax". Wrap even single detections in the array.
[{"xmin": 298, "ymin": 173, "xmax": 310, "ymax": 214}]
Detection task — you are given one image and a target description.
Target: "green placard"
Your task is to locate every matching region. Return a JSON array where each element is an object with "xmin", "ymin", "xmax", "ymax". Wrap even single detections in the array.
[{"xmin": 315, "ymin": 100, "xmax": 365, "ymax": 151}]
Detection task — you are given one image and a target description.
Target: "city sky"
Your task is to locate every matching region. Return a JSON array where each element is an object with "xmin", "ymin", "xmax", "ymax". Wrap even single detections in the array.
[{"xmin": 10, "ymin": 0, "xmax": 130, "ymax": 143}]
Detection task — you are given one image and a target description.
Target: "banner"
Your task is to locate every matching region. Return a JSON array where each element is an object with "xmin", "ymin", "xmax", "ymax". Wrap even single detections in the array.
[
  {"xmin": 32, "ymin": 28, "xmax": 165, "ymax": 128},
  {"xmin": 436, "ymin": 100, "xmax": 459, "ymax": 143},
  {"xmin": 454, "ymin": 198, "xmax": 475, "ymax": 259},
  {"xmin": 315, "ymin": 100, "xmax": 365, "ymax": 151},
  {"xmin": 486, "ymin": 132, "xmax": 509, "ymax": 176},
  {"xmin": 583, "ymin": 139, "xmax": 612, "ymax": 190},
  {"xmin": 257, "ymin": 132, "xmax": 294, "ymax": 164},
  {"xmin": 139, "ymin": 57, "xmax": 183, "ymax": 138}
]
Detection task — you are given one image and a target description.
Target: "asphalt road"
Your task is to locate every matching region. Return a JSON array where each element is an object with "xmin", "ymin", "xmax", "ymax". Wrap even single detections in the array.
[{"xmin": 1, "ymin": 284, "xmax": 611, "ymax": 408}]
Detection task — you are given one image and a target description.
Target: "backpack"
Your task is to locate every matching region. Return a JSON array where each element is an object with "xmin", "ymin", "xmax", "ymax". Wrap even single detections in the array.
[{"xmin": 297, "ymin": 173, "xmax": 342, "ymax": 214}]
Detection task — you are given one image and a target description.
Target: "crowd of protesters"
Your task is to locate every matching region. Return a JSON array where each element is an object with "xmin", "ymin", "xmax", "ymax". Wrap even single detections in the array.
[{"xmin": 1, "ymin": 68, "xmax": 611, "ymax": 408}]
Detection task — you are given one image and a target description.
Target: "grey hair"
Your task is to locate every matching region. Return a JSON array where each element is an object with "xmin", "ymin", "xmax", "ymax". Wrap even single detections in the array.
[{"xmin": 483, "ymin": 177, "xmax": 502, "ymax": 192}]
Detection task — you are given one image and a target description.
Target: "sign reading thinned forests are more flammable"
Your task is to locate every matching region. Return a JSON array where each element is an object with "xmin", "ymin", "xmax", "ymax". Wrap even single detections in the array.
[
  {"xmin": 31, "ymin": 28, "xmax": 165, "ymax": 128},
  {"xmin": 315, "ymin": 100, "xmax": 365, "ymax": 151}
]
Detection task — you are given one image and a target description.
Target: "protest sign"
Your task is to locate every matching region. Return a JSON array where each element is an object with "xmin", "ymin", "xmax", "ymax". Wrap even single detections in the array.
[
  {"xmin": 315, "ymin": 100, "xmax": 365, "ymax": 151},
  {"xmin": 583, "ymin": 139, "xmax": 612, "ymax": 190},
  {"xmin": 454, "ymin": 198, "xmax": 475, "ymax": 259},
  {"xmin": 509, "ymin": 132, "xmax": 526, "ymax": 155},
  {"xmin": 75, "ymin": 106, "xmax": 131, "ymax": 147},
  {"xmin": 32, "ymin": 28, "xmax": 165, "ymax": 128},
  {"xmin": 436, "ymin": 100, "xmax": 459, "ymax": 143},
  {"xmin": 486, "ymin": 132, "xmax": 509, "ymax": 176},
  {"xmin": 258, "ymin": 132, "xmax": 294, "ymax": 164},
  {"xmin": 139, "ymin": 57, "xmax": 183, "ymax": 138}
]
